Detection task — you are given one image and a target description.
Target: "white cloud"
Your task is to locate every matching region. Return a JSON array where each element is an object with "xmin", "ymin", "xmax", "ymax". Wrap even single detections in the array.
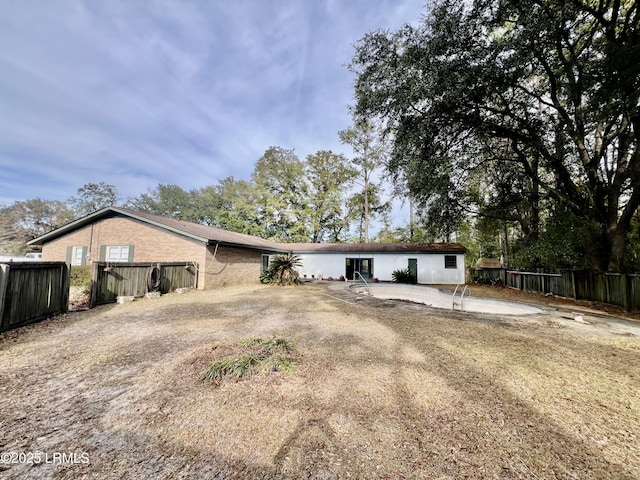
[{"xmin": 0, "ymin": 0, "xmax": 425, "ymax": 219}]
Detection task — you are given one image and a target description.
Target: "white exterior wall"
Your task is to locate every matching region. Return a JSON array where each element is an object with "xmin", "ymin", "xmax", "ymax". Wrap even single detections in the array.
[{"xmin": 296, "ymin": 252, "xmax": 465, "ymax": 284}]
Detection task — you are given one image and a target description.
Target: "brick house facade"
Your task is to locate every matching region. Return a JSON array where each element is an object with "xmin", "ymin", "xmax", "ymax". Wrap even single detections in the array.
[{"xmin": 29, "ymin": 207, "xmax": 281, "ymax": 290}]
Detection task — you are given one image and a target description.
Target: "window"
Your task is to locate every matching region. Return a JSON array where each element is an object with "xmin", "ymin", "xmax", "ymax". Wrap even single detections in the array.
[
  {"xmin": 99, "ymin": 245, "xmax": 134, "ymax": 262},
  {"xmin": 71, "ymin": 246, "xmax": 84, "ymax": 266},
  {"xmin": 107, "ymin": 246, "xmax": 130, "ymax": 262},
  {"xmin": 66, "ymin": 246, "xmax": 87, "ymax": 266},
  {"xmin": 444, "ymin": 255, "xmax": 457, "ymax": 269},
  {"xmin": 261, "ymin": 254, "xmax": 272, "ymax": 271}
]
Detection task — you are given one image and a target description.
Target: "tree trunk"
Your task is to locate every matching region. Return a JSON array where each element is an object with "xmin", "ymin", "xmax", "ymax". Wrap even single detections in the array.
[
  {"xmin": 364, "ymin": 178, "xmax": 370, "ymax": 243},
  {"xmin": 608, "ymin": 228, "xmax": 627, "ymax": 272},
  {"xmin": 501, "ymin": 222, "xmax": 510, "ymax": 268}
]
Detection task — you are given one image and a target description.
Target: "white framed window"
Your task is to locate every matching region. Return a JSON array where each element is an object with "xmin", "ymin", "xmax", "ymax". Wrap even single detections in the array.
[
  {"xmin": 107, "ymin": 245, "xmax": 130, "ymax": 262},
  {"xmin": 66, "ymin": 245, "xmax": 87, "ymax": 266},
  {"xmin": 71, "ymin": 246, "xmax": 84, "ymax": 266}
]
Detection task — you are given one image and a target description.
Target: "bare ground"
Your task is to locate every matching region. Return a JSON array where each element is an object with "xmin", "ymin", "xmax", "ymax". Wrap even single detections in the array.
[{"xmin": 0, "ymin": 283, "xmax": 639, "ymax": 479}]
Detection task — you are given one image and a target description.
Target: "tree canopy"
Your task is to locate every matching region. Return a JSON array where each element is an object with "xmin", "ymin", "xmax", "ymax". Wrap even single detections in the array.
[
  {"xmin": 350, "ymin": 0, "xmax": 640, "ymax": 271},
  {"xmin": 67, "ymin": 182, "xmax": 119, "ymax": 217}
]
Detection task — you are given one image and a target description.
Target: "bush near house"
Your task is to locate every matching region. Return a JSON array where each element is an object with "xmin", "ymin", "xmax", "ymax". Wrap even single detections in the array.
[
  {"xmin": 392, "ymin": 268, "xmax": 416, "ymax": 284},
  {"xmin": 70, "ymin": 266, "xmax": 92, "ymax": 288},
  {"xmin": 260, "ymin": 254, "xmax": 302, "ymax": 286}
]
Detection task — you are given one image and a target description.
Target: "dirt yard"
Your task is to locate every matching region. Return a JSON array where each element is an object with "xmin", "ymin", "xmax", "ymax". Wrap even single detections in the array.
[{"xmin": 0, "ymin": 283, "xmax": 639, "ymax": 479}]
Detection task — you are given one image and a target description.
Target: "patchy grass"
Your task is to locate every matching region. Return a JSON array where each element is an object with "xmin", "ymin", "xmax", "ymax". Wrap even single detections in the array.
[
  {"xmin": 0, "ymin": 283, "xmax": 638, "ymax": 479},
  {"xmin": 203, "ymin": 337, "xmax": 295, "ymax": 385}
]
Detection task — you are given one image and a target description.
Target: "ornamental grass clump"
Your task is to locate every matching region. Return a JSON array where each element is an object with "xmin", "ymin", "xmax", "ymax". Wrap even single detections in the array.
[{"xmin": 203, "ymin": 337, "xmax": 294, "ymax": 385}]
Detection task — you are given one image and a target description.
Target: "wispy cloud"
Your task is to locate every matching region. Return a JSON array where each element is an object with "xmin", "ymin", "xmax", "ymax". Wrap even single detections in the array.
[{"xmin": 0, "ymin": 0, "xmax": 424, "ymax": 206}]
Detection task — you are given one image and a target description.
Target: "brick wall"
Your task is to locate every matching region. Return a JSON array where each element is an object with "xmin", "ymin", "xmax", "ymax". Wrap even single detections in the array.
[
  {"xmin": 203, "ymin": 244, "xmax": 262, "ymax": 288},
  {"xmin": 41, "ymin": 216, "xmax": 208, "ymax": 288}
]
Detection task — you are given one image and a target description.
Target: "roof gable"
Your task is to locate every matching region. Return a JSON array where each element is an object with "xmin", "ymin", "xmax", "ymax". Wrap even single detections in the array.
[{"xmin": 27, "ymin": 207, "xmax": 281, "ymax": 251}]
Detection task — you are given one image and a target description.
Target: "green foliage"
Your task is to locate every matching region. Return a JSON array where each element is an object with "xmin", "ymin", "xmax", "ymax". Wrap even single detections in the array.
[
  {"xmin": 511, "ymin": 210, "xmax": 604, "ymax": 271},
  {"xmin": 252, "ymin": 147, "xmax": 310, "ymax": 241},
  {"xmin": 203, "ymin": 337, "xmax": 294, "ymax": 385},
  {"xmin": 628, "ymin": 213, "xmax": 640, "ymax": 272},
  {"xmin": 119, "ymin": 145, "xmax": 382, "ymax": 244},
  {"xmin": 203, "ymin": 353, "xmax": 261, "ymax": 382},
  {"xmin": 305, "ymin": 150, "xmax": 355, "ymax": 242},
  {"xmin": 125, "ymin": 184, "xmax": 202, "ymax": 221},
  {"xmin": 213, "ymin": 177, "xmax": 264, "ymax": 236},
  {"xmin": 339, "ymin": 121, "xmax": 390, "ymax": 243},
  {"xmin": 70, "ymin": 266, "xmax": 92, "ymax": 288},
  {"xmin": 68, "ymin": 182, "xmax": 118, "ymax": 217},
  {"xmin": 392, "ymin": 268, "xmax": 416, "ymax": 284},
  {"xmin": 350, "ymin": 0, "xmax": 640, "ymax": 271},
  {"xmin": 260, "ymin": 254, "xmax": 303, "ymax": 286}
]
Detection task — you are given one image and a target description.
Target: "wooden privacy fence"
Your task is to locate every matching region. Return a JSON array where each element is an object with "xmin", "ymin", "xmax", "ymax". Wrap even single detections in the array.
[
  {"xmin": 90, "ymin": 261, "xmax": 198, "ymax": 307},
  {"xmin": 0, "ymin": 262, "xmax": 70, "ymax": 332},
  {"xmin": 469, "ymin": 268, "xmax": 640, "ymax": 311}
]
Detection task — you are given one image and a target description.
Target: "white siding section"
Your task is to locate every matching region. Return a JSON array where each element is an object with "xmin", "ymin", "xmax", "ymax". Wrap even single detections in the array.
[{"xmin": 296, "ymin": 252, "xmax": 465, "ymax": 284}]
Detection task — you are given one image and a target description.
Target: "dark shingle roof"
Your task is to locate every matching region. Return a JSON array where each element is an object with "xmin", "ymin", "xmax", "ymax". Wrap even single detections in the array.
[
  {"xmin": 118, "ymin": 208, "xmax": 280, "ymax": 250},
  {"xmin": 28, "ymin": 207, "xmax": 466, "ymax": 254},
  {"xmin": 28, "ymin": 207, "xmax": 281, "ymax": 251},
  {"xmin": 278, "ymin": 242, "xmax": 467, "ymax": 254}
]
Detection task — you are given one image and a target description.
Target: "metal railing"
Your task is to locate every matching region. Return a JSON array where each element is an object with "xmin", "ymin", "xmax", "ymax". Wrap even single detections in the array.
[
  {"xmin": 452, "ymin": 284, "xmax": 469, "ymax": 311},
  {"xmin": 353, "ymin": 271, "xmax": 370, "ymax": 295}
]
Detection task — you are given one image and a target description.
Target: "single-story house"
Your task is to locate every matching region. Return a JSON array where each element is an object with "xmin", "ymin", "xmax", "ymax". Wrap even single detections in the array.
[
  {"xmin": 281, "ymin": 243, "xmax": 466, "ymax": 285},
  {"xmin": 27, "ymin": 207, "xmax": 466, "ymax": 288}
]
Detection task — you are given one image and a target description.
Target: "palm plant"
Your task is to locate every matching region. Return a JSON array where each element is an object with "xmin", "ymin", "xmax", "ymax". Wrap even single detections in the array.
[
  {"xmin": 392, "ymin": 268, "xmax": 416, "ymax": 284},
  {"xmin": 260, "ymin": 253, "xmax": 303, "ymax": 286}
]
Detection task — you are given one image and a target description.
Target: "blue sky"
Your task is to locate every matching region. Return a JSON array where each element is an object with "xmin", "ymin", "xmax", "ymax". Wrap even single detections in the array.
[{"xmin": 1, "ymin": 1, "xmax": 425, "ymax": 223}]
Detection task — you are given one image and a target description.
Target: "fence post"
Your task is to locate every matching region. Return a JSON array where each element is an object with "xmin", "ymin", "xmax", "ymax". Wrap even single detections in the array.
[
  {"xmin": 89, "ymin": 262, "xmax": 99, "ymax": 309},
  {"xmin": 61, "ymin": 263, "xmax": 70, "ymax": 314},
  {"xmin": 622, "ymin": 274, "xmax": 630, "ymax": 312},
  {"xmin": 571, "ymin": 271, "xmax": 577, "ymax": 299},
  {"xmin": 0, "ymin": 264, "xmax": 10, "ymax": 327}
]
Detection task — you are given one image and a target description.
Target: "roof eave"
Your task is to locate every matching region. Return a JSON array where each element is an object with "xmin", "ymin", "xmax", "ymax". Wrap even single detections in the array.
[
  {"xmin": 27, "ymin": 207, "xmax": 211, "ymax": 246},
  {"xmin": 206, "ymin": 239, "xmax": 284, "ymax": 252},
  {"xmin": 27, "ymin": 207, "xmax": 113, "ymax": 246}
]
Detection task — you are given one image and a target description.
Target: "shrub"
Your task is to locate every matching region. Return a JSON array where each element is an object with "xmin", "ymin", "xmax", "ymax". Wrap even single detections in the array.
[
  {"xmin": 70, "ymin": 266, "xmax": 92, "ymax": 288},
  {"xmin": 392, "ymin": 268, "xmax": 416, "ymax": 284},
  {"xmin": 260, "ymin": 254, "xmax": 302, "ymax": 286}
]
